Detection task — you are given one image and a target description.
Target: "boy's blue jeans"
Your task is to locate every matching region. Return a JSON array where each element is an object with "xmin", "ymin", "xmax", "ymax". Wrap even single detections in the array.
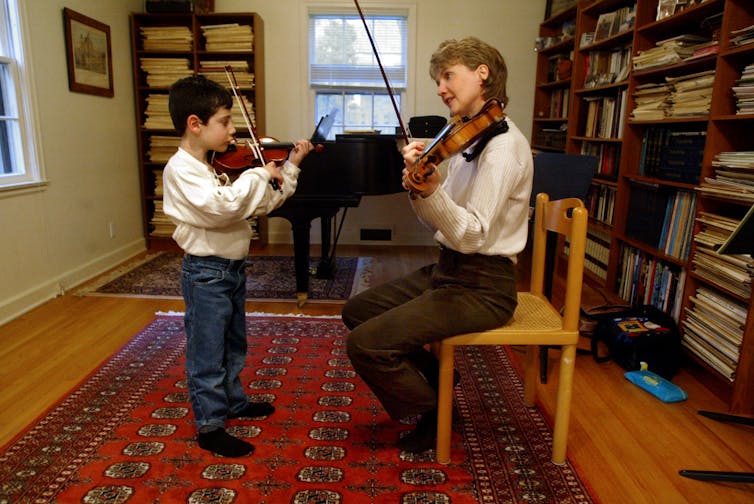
[{"xmin": 181, "ymin": 254, "xmax": 249, "ymax": 433}]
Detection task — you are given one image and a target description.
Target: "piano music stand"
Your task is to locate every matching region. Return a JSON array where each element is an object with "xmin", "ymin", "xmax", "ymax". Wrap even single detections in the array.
[{"xmin": 679, "ymin": 205, "xmax": 754, "ymax": 484}]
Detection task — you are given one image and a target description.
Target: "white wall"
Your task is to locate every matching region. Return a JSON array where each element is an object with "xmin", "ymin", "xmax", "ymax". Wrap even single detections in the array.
[
  {"xmin": 0, "ymin": 0, "xmax": 544, "ymax": 324},
  {"xmin": 0, "ymin": 0, "xmax": 144, "ymax": 324}
]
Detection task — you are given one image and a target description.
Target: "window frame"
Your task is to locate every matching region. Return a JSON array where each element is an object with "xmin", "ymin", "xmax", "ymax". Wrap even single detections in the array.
[
  {"xmin": 302, "ymin": 1, "xmax": 416, "ymax": 138},
  {"xmin": 0, "ymin": 0, "xmax": 45, "ymax": 193}
]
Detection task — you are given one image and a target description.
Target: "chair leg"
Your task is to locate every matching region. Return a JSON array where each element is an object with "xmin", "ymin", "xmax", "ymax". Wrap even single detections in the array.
[
  {"xmin": 435, "ymin": 342, "xmax": 455, "ymax": 465},
  {"xmin": 523, "ymin": 345, "xmax": 539, "ymax": 406},
  {"xmin": 551, "ymin": 343, "xmax": 577, "ymax": 465}
]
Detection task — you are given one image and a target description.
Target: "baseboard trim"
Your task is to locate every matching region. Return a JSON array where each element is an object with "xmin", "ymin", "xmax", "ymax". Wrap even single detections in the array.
[{"xmin": 0, "ymin": 239, "xmax": 146, "ymax": 325}]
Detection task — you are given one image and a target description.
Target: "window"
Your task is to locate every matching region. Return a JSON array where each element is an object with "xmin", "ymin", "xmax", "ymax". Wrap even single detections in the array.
[
  {"xmin": 0, "ymin": 0, "xmax": 42, "ymax": 189},
  {"xmin": 308, "ymin": 8, "xmax": 409, "ymax": 137}
]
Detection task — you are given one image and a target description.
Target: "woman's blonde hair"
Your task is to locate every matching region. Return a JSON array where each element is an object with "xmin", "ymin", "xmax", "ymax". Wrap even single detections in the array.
[{"xmin": 429, "ymin": 37, "xmax": 508, "ymax": 106}]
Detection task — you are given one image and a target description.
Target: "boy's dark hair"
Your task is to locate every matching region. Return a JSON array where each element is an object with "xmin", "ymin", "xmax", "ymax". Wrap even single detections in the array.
[{"xmin": 168, "ymin": 75, "xmax": 233, "ymax": 135}]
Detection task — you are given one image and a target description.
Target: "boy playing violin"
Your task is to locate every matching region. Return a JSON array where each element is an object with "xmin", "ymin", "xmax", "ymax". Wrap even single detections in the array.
[
  {"xmin": 163, "ymin": 75, "xmax": 313, "ymax": 457},
  {"xmin": 342, "ymin": 37, "xmax": 533, "ymax": 453}
]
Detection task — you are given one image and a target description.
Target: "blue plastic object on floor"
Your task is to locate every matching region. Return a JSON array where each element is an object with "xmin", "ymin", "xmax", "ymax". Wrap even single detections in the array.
[{"xmin": 625, "ymin": 362, "xmax": 688, "ymax": 403}]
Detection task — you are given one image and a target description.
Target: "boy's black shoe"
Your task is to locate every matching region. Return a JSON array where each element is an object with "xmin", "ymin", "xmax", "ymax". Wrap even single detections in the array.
[
  {"xmin": 397, "ymin": 410, "xmax": 437, "ymax": 454},
  {"xmin": 197, "ymin": 428, "xmax": 254, "ymax": 457},
  {"xmin": 228, "ymin": 401, "xmax": 275, "ymax": 419}
]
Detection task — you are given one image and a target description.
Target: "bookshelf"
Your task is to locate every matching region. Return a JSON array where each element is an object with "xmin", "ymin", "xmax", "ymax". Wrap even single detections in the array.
[
  {"xmin": 534, "ymin": 0, "xmax": 754, "ymax": 414},
  {"xmin": 532, "ymin": 4, "xmax": 578, "ymax": 153},
  {"xmin": 130, "ymin": 12, "xmax": 268, "ymax": 250}
]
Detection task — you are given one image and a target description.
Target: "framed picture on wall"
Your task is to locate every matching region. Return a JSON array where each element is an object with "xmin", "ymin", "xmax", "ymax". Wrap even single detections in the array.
[{"xmin": 63, "ymin": 8, "xmax": 114, "ymax": 97}]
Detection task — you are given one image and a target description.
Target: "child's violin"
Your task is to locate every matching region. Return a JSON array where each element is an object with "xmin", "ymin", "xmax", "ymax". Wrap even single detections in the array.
[
  {"xmin": 212, "ymin": 137, "xmax": 294, "ymax": 173},
  {"xmin": 403, "ymin": 98, "xmax": 507, "ymax": 193}
]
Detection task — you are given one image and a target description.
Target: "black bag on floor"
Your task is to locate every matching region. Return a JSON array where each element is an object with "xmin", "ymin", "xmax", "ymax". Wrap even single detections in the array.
[{"xmin": 590, "ymin": 304, "xmax": 682, "ymax": 380}]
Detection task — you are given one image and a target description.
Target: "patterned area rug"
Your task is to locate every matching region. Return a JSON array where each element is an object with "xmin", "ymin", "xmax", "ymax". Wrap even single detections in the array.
[
  {"xmin": 76, "ymin": 253, "xmax": 371, "ymax": 302},
  {"xmin": 0, "ymin": 314, "xmax": 596, "ymax": 503}
]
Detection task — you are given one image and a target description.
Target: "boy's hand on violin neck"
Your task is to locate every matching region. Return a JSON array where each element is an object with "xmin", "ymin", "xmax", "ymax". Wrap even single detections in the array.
[{"xmin": 287, "ymin": 139, "xmax": 315, "ymax": 167}]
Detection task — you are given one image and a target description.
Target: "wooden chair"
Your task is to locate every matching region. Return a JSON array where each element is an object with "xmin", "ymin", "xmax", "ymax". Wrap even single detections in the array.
[{"xmin": 433, "ymin": 193, "xmax": 588, "ymax": 465}]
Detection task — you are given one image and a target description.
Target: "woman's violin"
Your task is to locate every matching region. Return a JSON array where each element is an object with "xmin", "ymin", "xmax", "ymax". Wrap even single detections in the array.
[
  {"xmin": 352, "ymin": 0, "xmax": 508, "ymax": 195},
  {"xmin": 403, "ymin": 99, "xmax": 507, "ymax": 193}
]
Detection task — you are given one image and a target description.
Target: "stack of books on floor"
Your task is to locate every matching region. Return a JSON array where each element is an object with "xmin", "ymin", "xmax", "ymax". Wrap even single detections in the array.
[
  {"xmin": 140, "ymin": 57, "xmax": 193, "ymax": 88},
  {"xmin": 139, "ymin": 25, "xmax": 193, "ymax": 51},
  {"xmin": 730, "ymin": 24, "xmax": 754, "ymax": 47},
  {"xmin": 665, "ymin": 70, "xmax": 714, "ymax": 117},
  {"xmin": 148, "ymin": 136, "xmax": 181, "ymax": 163},
  {"xmin": 698, "ymin": 151, "xmax": 754, "ymax": 203},
  {"xmin": 682, "ymin": 286, "xmax": 746, "ymax": 382},
  {"xmin": 143, "ymin": 94, "xmax": 172, "ymax": 129},
  {"xmin": 733, "ymin": 63, "xmax": 754, "ymax": 115},
  {"xmin": 201, "ymin": 23, "xmax": 253, "ymax": 51}
]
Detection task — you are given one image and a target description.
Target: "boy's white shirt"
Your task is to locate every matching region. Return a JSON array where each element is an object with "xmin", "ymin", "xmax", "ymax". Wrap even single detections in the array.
[{"xmin": 162, "ymin": 147, "xmax": 300, "ymax": 259}]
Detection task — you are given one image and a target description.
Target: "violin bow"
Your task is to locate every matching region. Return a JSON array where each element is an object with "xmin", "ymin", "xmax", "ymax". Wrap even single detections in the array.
[
  {"xmin": 223, "ymin": 65, "xmax": 266, "ymax": 163},
  {"xmin": 353, "ymin": 0, "xmax": 410, "ymax": 143}
]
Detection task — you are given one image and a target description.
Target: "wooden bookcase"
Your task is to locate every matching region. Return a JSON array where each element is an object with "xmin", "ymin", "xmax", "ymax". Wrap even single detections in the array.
[
  {"xmin": 534, "ymin": 0, "xmax": 754, "ymax": 414},
  {"xmin": 130, "ymin": 12, "xmax": 267, "ymax": 250},
  {"xmin": 532, "ymin": 4, "xmax": 578, "ymax": 153}
]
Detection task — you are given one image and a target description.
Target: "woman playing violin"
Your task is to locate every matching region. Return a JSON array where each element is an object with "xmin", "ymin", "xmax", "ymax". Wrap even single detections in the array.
[{"xmin": 342, "ymin": 37, "xmax": 533, "ymax": 453}]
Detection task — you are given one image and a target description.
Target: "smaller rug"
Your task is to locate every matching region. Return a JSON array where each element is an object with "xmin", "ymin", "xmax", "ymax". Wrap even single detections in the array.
[{"xmin": 76, "ymin": 253, "xmax": 372, "ymax": 302}]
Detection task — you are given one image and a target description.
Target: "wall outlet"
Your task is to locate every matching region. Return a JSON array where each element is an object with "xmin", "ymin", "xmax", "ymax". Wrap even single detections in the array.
[{"xmin": 108, "ymin": 221, "xmax": 116, "ymax": 239}]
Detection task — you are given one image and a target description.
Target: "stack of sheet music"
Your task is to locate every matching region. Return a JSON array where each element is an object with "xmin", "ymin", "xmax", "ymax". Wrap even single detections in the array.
[
  {"xmin": 733, "ymin": 63, "xmax": 754, "ymax": 115},
  {"xmin": 630, "ymin": 82, "xmax": 672, "ymax": 120},
  {"xmin": 665, "ymin": 70, "xmax": 714, "ymax": 117},
  {"xmin": 201, "ymin": 23, "xmax": 253, "ymax": 52},
  {"xmin": 140, "ymin": 57, "xmax": 193, "ymax": 88},
  {"xmin": 632, "ymin": 34, "xmax": 709, "ymax": 71},
  {"xmin": 198, "ymin": 60, "xmax": 255, "ymax": 89},
  {"xmin": 140, "ymin": 25, "xmax": 192, "ymax": 51},
  {"xmin": 143, "ymin": 94, "xmax": 172, "ymax": 130},
  {"xmin": 148, "ymin": 136, "xmax": 181, "ymax": 164},
  {"xmin": 698, "ymin": 151, "xmax": 754, "ymax": 203}
]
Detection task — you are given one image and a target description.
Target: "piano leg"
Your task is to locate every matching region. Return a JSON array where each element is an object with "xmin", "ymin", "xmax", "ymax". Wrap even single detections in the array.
[
  {"xmin": 288, "ymin": 218, "xmax": 313, "ymax": 307},
  {"xmin": 315, "ymin": 215, "xmax": 336, "ymax": 279},
  {"xmin": 271, "ymin": 207, "xmax": 342, "ymax": 307}
]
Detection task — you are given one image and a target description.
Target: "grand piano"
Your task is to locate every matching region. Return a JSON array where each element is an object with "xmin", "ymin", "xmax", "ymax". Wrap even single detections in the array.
[{"xmin": 269, "ymin": 133, "xmax": 404, "ymax": 305}]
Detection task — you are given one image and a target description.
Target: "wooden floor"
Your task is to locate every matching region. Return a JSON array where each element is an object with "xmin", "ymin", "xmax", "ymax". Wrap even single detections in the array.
[{"xmin": 1, "ymin": 244, "xmax": 753, "ymax": 503}]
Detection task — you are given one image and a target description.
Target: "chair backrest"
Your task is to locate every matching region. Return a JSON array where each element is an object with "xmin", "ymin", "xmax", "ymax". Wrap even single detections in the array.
[
  {"xmin": 530, "ymin": 153, "xmax": 597, "ymax": 207},
  {"xmin": 530, "ymin": 152, "xmax": 596, "ymax": 299},
  {"xmin": 530, "ymin": 193, "xmax": 588, "ymax": 332}
]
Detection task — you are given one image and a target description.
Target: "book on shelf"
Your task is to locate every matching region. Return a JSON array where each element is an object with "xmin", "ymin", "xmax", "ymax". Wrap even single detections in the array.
[
  {"xmin": 594, "ymin": 12, "xmax": 616, "ymax": 42},
  {"xmin": 730, "ymin": 24, "xmax": 754, "ymax": 47}
]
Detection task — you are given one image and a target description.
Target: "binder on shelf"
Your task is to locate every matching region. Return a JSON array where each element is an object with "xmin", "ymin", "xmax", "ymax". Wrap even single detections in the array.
[{"xmin": 717, "ymin": 204, "xmax": 754, "ymax": 255}]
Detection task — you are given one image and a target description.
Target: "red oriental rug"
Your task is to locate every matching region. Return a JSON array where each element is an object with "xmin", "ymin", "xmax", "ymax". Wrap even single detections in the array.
[{"xmin": 0, "ymin": 314, "xmax": 596, "ymax": 503}]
